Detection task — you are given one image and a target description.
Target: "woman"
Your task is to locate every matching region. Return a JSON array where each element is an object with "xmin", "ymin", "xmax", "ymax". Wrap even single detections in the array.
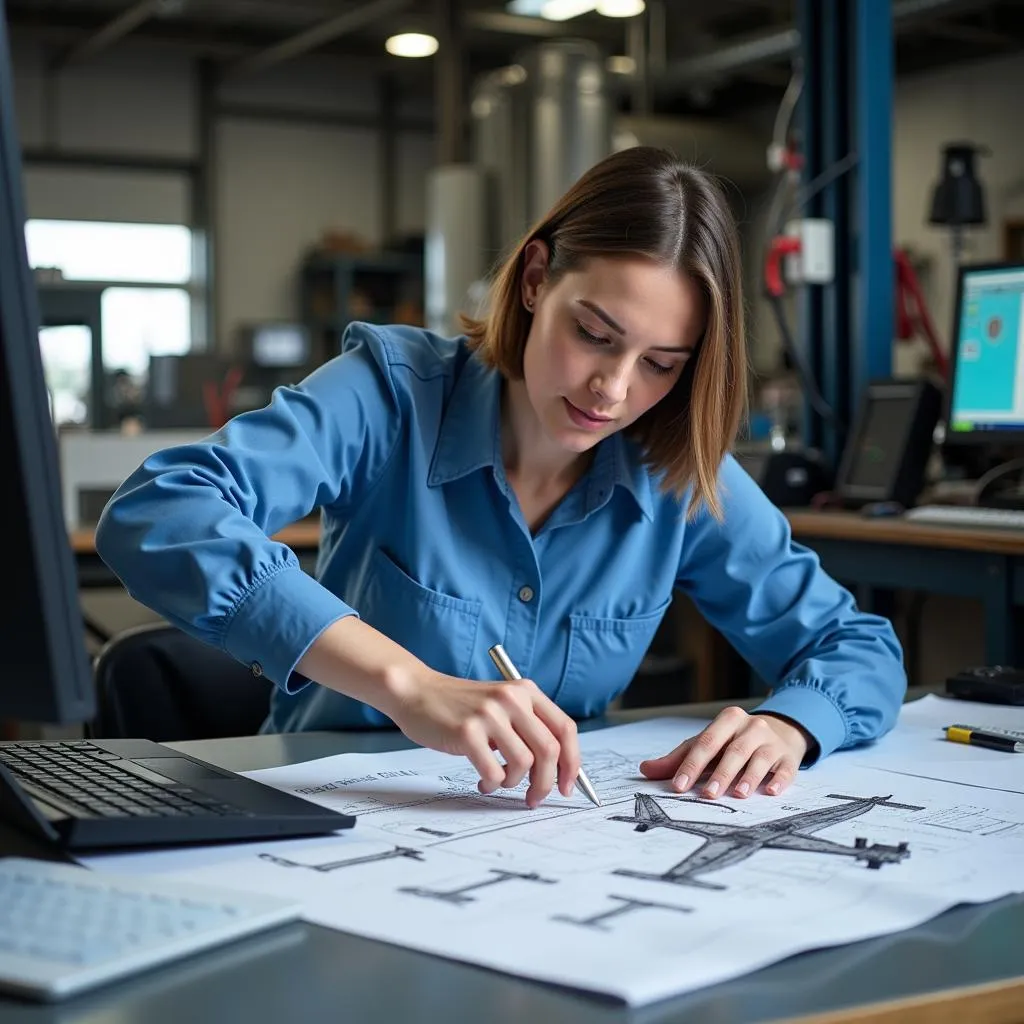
[{"xmin": 97, "ymin": 147, "xmax": 905, "ymax": 810}]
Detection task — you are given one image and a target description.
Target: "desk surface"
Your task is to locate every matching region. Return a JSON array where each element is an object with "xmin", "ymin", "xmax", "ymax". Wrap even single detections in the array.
[
  {"xmin": 784, "ymin": 509, "xmax": 1024, "ymax": 555},
  {"xmin": 71, "ymin": 511, "xmax": 1024, "ymax": 558},
  {"xmin": 3, "ymin": 695, "xmax": 1023, "ymax": 1024},
  {"xmin": 69, "ymin": 520, "xmax": 322, "ymax": 556}
]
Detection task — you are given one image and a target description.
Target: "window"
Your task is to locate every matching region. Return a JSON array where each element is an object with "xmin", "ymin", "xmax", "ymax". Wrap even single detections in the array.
[
  {"xmin": 25, "ymin": 220, "xmax": 192, "ymax": 284},
  {"xmin": 102, "ymin": 288, "xmax": 191, "ymax": 377},
  {"xmin": 26, "ymin": 220, "xmax": 197, "ymax": 426},
  {"xmin": 39, "ymin": 325, "xmax": 91, "ymax": 428}
]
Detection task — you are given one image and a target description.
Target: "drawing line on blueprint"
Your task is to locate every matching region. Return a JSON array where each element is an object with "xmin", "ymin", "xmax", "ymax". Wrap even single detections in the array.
[
  {"xmin": 400, "ymin": 869, "xmax": 558, "ymax": 905},
  {"xmin": 425, "ymin": 794, "xmax": 639, "ymax": 848},
  {"xmin": 282, "ymin": 750, "xmax": 650, "ymax": 848},
  {"xmin": 910, "ymin": 805, "xmax": 1022, "ymax": 836},
  {"xmin": 257, "ymin": 847, "xmax": 425, "ymax": 872},
  {"xmin": 660, "ymin": 795, "xmax": 738, "ymax": 813},
  {"xmin": 859, "ymin": 763, "xmax": 1024, "ymax": 798},
  {"xmin": 553, "ymin": 894, "xmax": 693, "ymax": 931},
  {"xmin": 293, "ymin": 749, "xmax": 640, "ymax": 816}
]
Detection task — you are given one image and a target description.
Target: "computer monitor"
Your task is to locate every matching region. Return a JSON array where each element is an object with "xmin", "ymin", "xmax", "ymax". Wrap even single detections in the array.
[
  {"xmin": 945, "ymin": 261, "xmax": 1024, "ymax": 445},
  {"xmin": 243, "ymin": 322, "xmax": 311, "ymax": 370},
  {"xmin": 834, "ymin": 378, "xmax": 942, "ymax": 509},
  {"xmin": 0, "ymin": 2, "xmax": 94, "ymax": 725}
]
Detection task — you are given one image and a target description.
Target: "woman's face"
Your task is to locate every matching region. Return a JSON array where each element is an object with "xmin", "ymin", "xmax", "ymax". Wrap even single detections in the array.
[{"xmin": 520, "ymin": 248, "xmax": 705, "ymax": 456}]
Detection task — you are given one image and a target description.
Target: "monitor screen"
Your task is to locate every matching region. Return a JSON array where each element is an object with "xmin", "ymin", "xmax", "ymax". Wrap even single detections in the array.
[
  {"xmin": 842, "ymin": 392, "xmax": 915, "ymax": 492},
  {"xmin": 947, "ymin": 263, "xmax": 1024, "ymax": 440},
  {"xmin": 248, "ymin": 323, "xmax": 310, "ymax": 369},
  {"xmin": 834, "ymin": 378, "xmax": 942, "ymax": 509},
  {"xmin": 0, "ymin": 1, "xmax": 94, "ymax": 725}
]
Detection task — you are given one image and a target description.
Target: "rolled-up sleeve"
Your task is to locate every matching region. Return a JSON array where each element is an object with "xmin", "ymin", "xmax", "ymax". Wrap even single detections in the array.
[
  {"xmin": 96, "ymin": 323, "xmax": 401, "ymax": 691},
  {"xmin": 675, "ymin": 456, "xmax": 907, "ymax": 762}
]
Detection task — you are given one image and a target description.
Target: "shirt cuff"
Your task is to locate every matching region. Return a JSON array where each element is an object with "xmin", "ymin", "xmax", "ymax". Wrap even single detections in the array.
[
  {"xmin": 751, "ymin": 681, "xmax": 849, "ymax": 765},
  {"xmin": 221, "ymin": 564, "xmax": 356, "ymax": 694}
]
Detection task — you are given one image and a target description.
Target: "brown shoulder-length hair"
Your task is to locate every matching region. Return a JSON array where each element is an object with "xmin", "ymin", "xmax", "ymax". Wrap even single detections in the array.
[{"xmin": 462, "ymin": 145, "xmax": 747, "ymax": 521}]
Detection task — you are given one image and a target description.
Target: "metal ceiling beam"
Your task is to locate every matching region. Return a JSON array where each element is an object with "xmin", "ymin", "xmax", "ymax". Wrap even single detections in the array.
[
  {"xmin": 228, "ymin": 0, "xmax": 412, "ymax": 77},
  {"xmin": 462, "ymin": 11, "xmax": 574, "ymax": 37},
  {"xmin": 657, "ymin": 26, "xmax": 798, "ymax": 89},
  {"xmin": 57, "ymin": 0, "xmax": 178, "ymax": 67},
  {"xmin": 655, "ymin": 0, "xmax": 1005, "ymax": 92},
  {"xmin": 12, "ymin": 22, "xmax": 246, "ymax": 60},
  {"xmin": 919, "ymin": 19, "xmax": 1020, "ymax": 48}
]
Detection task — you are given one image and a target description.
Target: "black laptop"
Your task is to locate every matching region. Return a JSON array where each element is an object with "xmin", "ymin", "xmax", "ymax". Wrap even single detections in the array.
[{"xmin": 0, "ymin": 738, "xmax": 354, "ymax": 851}]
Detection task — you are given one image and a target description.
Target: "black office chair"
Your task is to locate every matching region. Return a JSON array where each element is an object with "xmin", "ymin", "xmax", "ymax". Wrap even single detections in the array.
[{"xmin": 90, "ymin": 623, "xmax": 272, "ymax": 742}]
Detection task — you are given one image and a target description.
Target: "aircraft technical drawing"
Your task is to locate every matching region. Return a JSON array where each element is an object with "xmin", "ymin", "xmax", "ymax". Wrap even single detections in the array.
[{"xmin": 610, "ymin": 792, "xmax": 922, "ymax": 889}]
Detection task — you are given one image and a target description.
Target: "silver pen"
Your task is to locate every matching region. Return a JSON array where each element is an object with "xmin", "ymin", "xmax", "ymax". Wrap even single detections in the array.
[{"xmin": 487, "ymin": 644, "xmax": 603, "ymax": 808}]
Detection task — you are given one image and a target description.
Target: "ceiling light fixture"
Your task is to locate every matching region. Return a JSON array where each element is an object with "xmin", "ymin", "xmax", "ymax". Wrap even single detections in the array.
[
  {"xmin": 385, "ymin": 32, "xmax": 439, "ymax": 58},
  {"xmin": 506, "ymin": 0, "xmax": 548, "ymax": 13},
  {"xmin": 539, "ymin": 0, "xmax": 597, "ymax": 21},
  {"xmin": 596, "ymin": 0, "xmax": 645, "ymax": 16}
]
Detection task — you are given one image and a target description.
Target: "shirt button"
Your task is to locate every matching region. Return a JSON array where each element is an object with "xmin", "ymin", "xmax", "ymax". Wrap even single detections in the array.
[
  {"xmin": 518, "ymin": 585, "xmax": 534, "ymax": 603},
  {"xmin": 250, "ymin": 662, "xmax": 264, "ymax": 678}
]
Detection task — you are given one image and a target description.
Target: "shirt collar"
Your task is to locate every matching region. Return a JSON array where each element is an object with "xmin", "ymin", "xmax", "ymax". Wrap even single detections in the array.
[
  {"xmin": 428, "ymin": 352, "xmax": 654, "ymax": 522},
  {"xmin": 592, "ymin": 431, "xmax": 654, "ymax": 522},
  {"xmin": 428, "ymin": 352, "xmax": 500, "ymax": 486}
]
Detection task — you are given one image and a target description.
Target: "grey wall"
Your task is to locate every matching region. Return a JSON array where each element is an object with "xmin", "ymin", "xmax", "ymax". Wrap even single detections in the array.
[{"xmin": 10, "ymin": 38, "xmax": 436, "ymax": 350}]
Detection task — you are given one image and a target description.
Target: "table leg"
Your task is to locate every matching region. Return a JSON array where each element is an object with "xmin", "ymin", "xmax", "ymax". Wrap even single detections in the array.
[{"xmin": 983, "ymin": 557, "xmax": 1014, "ymax": 666}]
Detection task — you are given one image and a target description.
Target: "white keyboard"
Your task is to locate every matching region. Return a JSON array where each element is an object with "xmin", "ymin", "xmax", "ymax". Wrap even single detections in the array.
[
  {"xmin": 0, "ymin": 857, "xmax": 301, "ymax": 1001},
  {"xmin": 904, "ymin": 505, "xmax": 1024, "ymax": 529}
]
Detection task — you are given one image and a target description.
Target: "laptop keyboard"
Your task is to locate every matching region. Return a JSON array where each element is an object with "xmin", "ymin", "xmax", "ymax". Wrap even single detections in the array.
[{"xmin": 0, "ymin": 741, "xmax": 239, "ymax": 819}]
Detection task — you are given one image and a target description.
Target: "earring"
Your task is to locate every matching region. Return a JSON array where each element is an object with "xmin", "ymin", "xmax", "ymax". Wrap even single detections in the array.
[{"xmin": 525, "ymin": 299, "xmax": 534, "ymax": 311}]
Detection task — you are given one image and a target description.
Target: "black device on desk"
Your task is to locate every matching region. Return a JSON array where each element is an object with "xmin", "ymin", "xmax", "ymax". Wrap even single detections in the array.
[
  {"xmin": 734, "ymin": 446, "xmax": 831, "ymax": 507},
  {"xmin": 947, "ymin": 666, "xmax": 1024, "ymax": 705},
  {"xmin": 833, "ymin": 377, "xmax": 942, "ymax": 510},
  {"xmin": 0, "ymin": 32, "xmax": 352, "ymax": 852}
]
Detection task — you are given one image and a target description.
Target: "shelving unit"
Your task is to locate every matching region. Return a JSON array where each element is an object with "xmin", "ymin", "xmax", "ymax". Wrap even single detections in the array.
[{"xmin": 299, "ymin": 251, "xmax": 424, "ymax": 363}]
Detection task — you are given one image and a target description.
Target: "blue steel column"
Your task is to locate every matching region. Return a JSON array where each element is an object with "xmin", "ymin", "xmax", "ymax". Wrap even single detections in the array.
[
  {"xmin": 854, "ymin": 0, "xmax": 894, "ymax": 392},
  {"xmin": 796, "ymin": 0, "xmax": 826, "ymax": 455},
  {"xmin": 797, "ymin": 0, "xmax": 893, "ymax": 466},
  {"xmin": 820, "ymin": 0, "xmax": 851, "ymax": 464}
]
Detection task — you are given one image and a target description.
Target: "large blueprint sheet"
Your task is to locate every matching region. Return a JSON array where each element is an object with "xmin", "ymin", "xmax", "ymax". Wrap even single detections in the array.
[{"xmin": 87, "ymin": 709, "xmax": 1024, "ymax": 1005}]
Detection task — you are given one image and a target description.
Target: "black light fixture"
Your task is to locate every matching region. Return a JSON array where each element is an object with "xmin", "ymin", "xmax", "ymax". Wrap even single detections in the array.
[{"xmin": 928, "ymin": 142, "xmax": 989, "ymax": 263}]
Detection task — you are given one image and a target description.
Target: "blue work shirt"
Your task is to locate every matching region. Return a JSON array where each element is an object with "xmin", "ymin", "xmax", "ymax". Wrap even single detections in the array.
[{"xmin": 96, "ymin": 323, "xmax": 906, "ymax": 760}]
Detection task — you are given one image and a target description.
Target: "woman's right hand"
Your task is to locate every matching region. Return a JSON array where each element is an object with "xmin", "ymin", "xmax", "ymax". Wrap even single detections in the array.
[
  {"xmin": 297, "ymin": 617, "xmax": 580, "ymax": 809},
  {"xmin": 385, "ymin": 668, "xmax": 581, "ymax": 809}
]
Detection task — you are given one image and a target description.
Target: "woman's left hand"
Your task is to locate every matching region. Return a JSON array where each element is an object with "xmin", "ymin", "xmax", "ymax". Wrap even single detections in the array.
[{"xmin": 639, "ymin": 707, "xmax": 813, "ymax": 799}]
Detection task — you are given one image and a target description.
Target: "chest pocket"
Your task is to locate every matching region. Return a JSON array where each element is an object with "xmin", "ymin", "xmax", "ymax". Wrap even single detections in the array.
[
  {"xmin": 358, "ymin": 548, "xmax": 483, "ymax": 680},
  {"xmin": 555, "ymin": 598, "xmax": 672, "ymax": 718}
]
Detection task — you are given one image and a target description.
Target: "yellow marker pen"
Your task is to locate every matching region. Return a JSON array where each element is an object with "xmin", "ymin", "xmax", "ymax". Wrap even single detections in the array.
[{"xmin": 945, "ymin": 724, "xmax": 1024, "ymax": 754}]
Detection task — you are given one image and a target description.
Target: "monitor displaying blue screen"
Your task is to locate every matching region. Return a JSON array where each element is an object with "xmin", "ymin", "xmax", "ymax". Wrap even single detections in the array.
[{"xmin": 948, "ymin": 264, "xmax": 1024, "ymax": 436}]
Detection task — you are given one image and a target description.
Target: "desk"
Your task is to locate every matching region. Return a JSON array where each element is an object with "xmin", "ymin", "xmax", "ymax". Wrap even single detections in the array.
[
  {"xmin": 72, "ymin": 513, "xmax": 1024, "ymax": 686},
  {"xmin": 3, "ymin": 695, "xmax": 1023, "ymax": 1024},
  {"xmin": 70, "ymin": 522, "xmax": 321, "ymax": 644},
  {"xmin": 70, "ymin": 521, "xmax": 321, "ymax": 587},
  {"xmin": 786, "ymin": 511, "xmax": 1024, "ymax": 668}
]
